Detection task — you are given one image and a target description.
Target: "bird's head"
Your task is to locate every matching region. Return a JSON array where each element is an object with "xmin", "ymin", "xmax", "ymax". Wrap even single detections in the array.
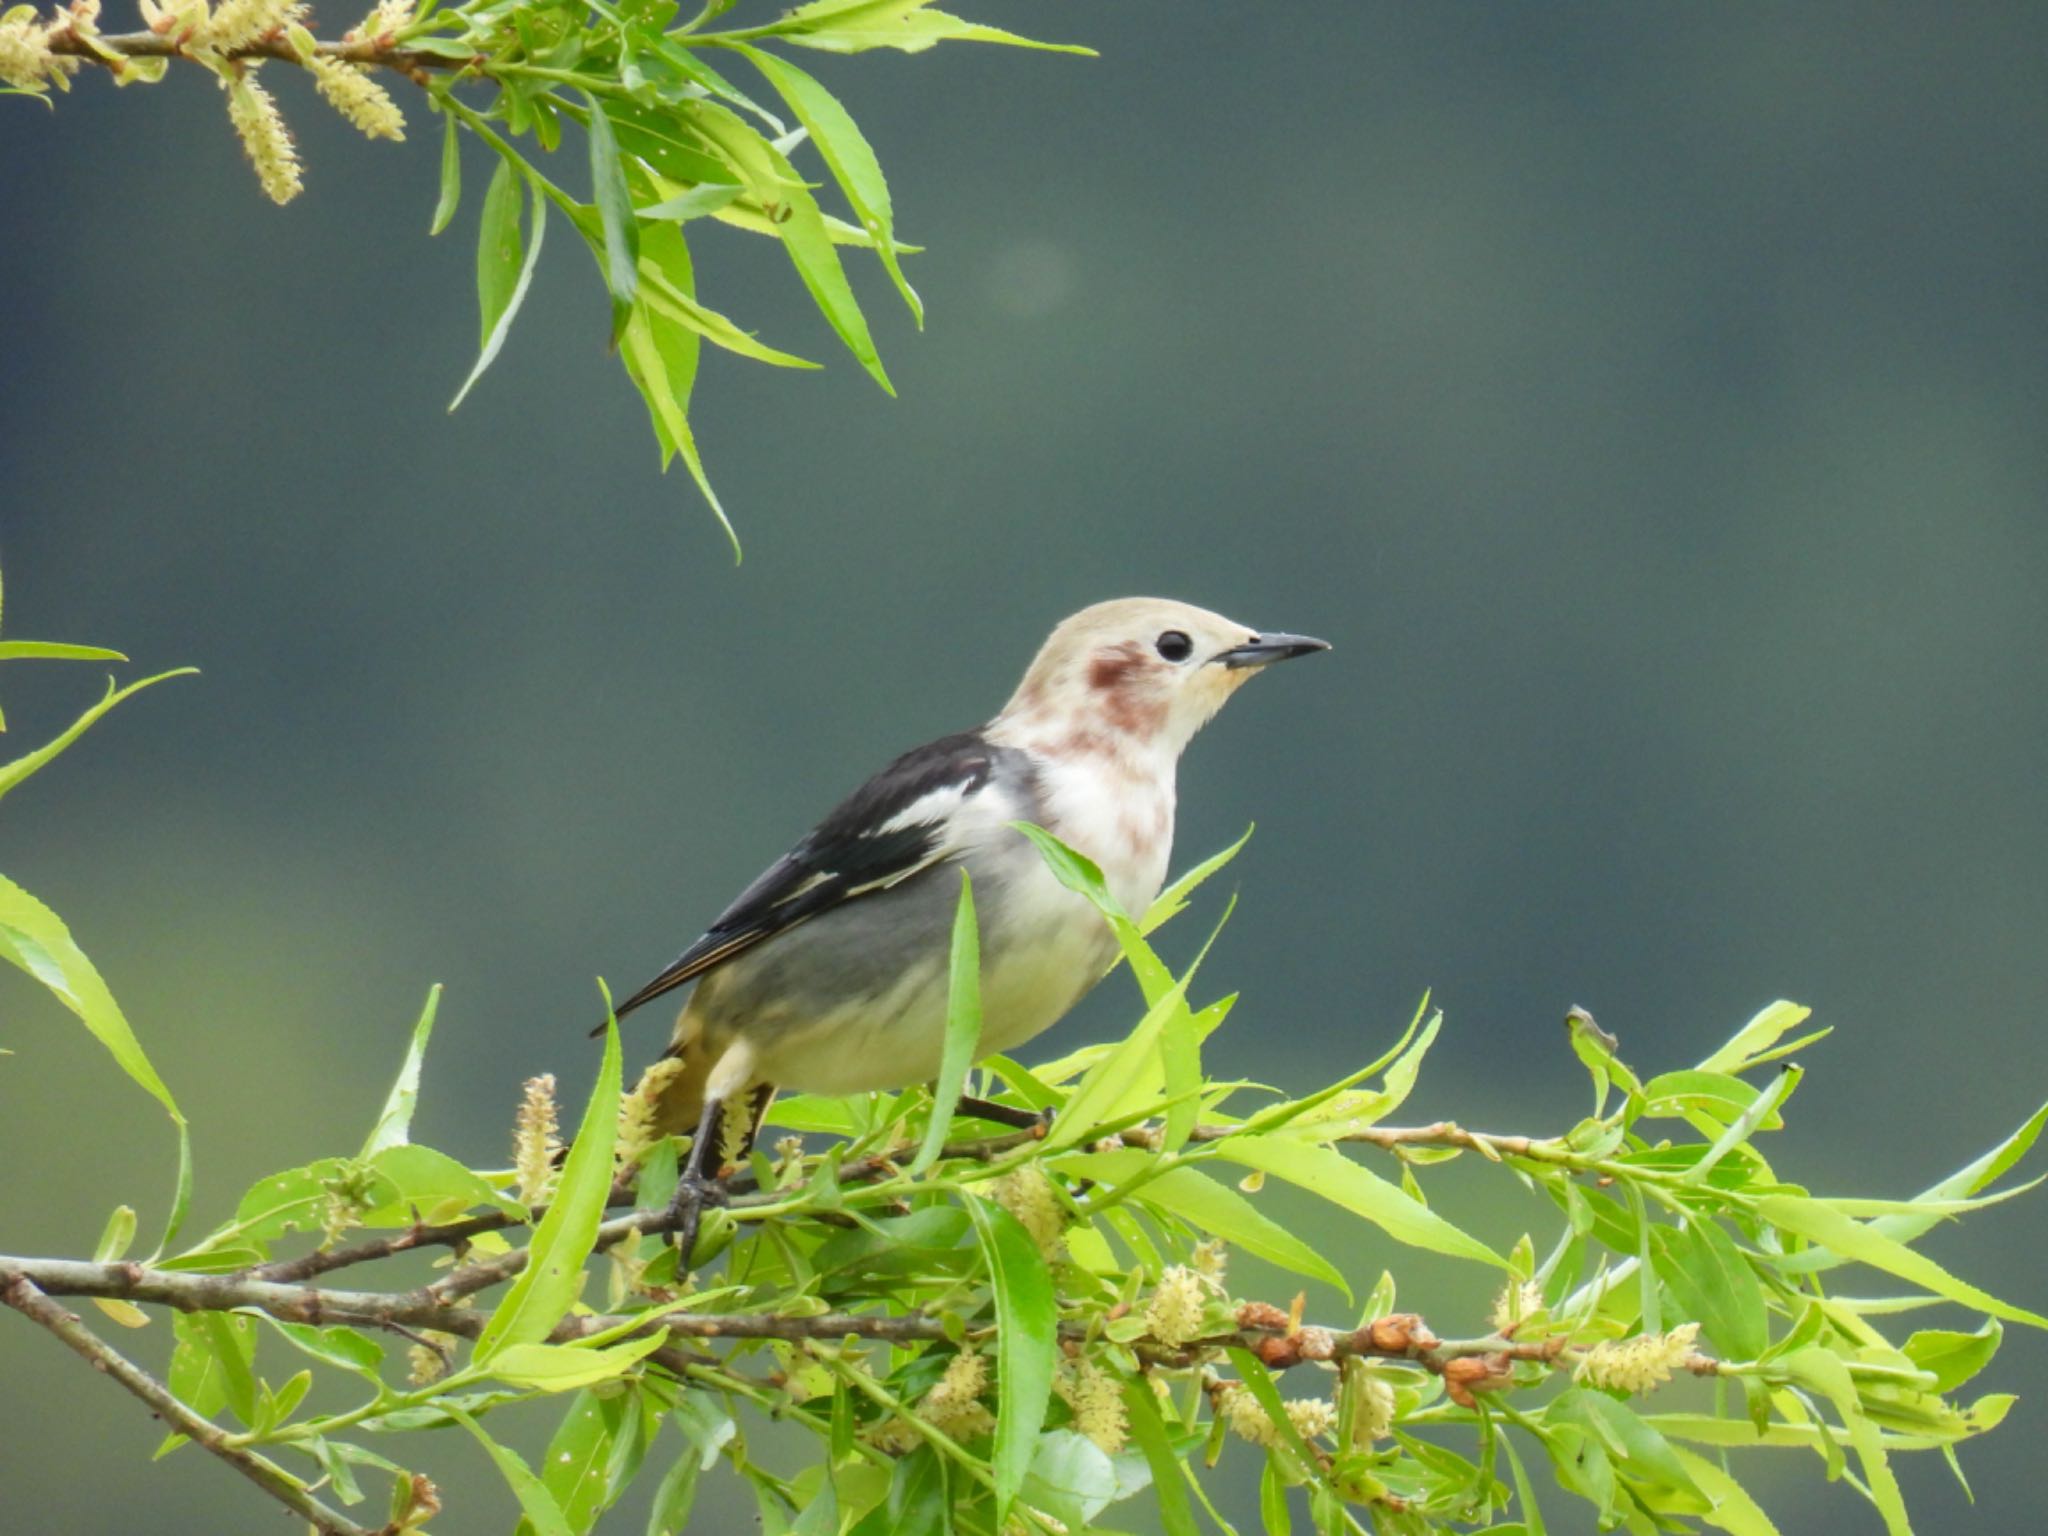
[{"xmin": 993, "ymin": 597, "xmax": 1329, "ymax": 759}]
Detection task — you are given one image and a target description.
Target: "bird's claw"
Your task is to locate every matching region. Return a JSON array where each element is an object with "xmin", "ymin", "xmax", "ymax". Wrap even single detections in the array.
[{"xmin": 665, "ymin": 1170, "xmax": 730, "ymax": 1264}]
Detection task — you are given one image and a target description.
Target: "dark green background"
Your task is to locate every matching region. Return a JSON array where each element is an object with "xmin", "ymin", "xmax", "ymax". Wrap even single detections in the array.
[{"xmin": 4, "ymin": 2, "xmax": 2046, "ymax": 1530}]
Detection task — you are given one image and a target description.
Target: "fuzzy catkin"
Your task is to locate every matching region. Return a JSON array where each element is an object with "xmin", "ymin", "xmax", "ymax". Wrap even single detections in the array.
[
  {"xmin": 514, "ymin": 1073, "xmax": 562, "ymax": 1204},
  {"xmin": 224, "ymin": 66, "xmax": 302, "ymax": 204},
  {"xmin": 1576, "ymin": 1321, "xmax": 1701, "ymax": 1394},
  {"xmin": 306, "ymin": 55, "xmax": 404, "ymax": 140}
]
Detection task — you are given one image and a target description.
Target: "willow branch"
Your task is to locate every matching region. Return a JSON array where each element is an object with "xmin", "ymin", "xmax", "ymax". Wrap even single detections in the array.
[
  {"xmin": 47, "ymin": 26, "xmax": 469, "ymax": 79},
  {"xmin": 2, "ymin": 1255, "xmax": 1713, "ymax": 1399},
  {"xmin": 0, "ymin": 1270, "xmax": 379, "ymax": 1536}
]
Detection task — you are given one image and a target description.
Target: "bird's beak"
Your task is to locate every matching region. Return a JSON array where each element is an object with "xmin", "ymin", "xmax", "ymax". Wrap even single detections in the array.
[{"xmin": 1213, "ymin": 631, "xmax": 1332, "ymax": 669}]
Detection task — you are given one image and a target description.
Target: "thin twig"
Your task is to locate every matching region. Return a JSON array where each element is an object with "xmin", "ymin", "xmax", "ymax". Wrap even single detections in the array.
[{"xmin": 0, "ymin": 1269, "xmax": 379, "ymax": 1536}]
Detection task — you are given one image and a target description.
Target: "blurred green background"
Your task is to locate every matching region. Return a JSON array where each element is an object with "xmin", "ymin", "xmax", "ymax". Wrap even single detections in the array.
[{"xmin": 4, "ymin": 2, "xmax": 2047, "ymax": 1531}]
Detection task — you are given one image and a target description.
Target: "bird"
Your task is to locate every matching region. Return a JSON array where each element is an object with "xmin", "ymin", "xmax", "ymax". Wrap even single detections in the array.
[{"xmin": 606, "ymin": 597, "xmax": 1328, "ymax": 1255}]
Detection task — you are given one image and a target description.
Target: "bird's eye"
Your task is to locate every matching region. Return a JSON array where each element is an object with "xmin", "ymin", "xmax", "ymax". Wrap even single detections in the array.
[{"xmin": 1155, "ymin": 630, "xmax": 1193, "ymax": 663}]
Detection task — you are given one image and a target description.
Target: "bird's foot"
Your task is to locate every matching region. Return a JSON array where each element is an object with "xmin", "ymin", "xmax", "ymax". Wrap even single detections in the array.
[
  {"xmin": 955, "ymin": 1094, "xmax": 1056, "ymax": 1136},
  {"xmin": 664, "ymin": 1168, "xmax": 730, "ymax": 1265}
]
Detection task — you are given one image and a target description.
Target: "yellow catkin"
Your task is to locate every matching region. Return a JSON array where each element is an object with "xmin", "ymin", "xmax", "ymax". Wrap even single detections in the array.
[
  {"xmin": 514, "ymin": 1073, "xmax": 562, "ymax": 1204},
  {"xmin": 352, "ymin": 0, "xmax": 411, "ymax": 41},
  {"xmin": 1191, "ymin": 1237, "xmax": 1228, "ymax": 1284},
  {"xmin": 1490, "ymin": 1278, "xmax": 1545, "ymax": 1332},
  {"xmin": 306, "ymin": 54, "xmax": 404, "ymax": 140},
  {"xmin": 921, "ymin": 1351, "xmax": 996, "ymax": 1439},
  {"xmin": 202, "ymin": 0, "xmax": 298, "ymax": 51},
  {"xmin": 1055, "ymin": 1358, "xmax": 1128, "ymax": 1453},
  {"xmin": 224, "ymin": 65, "xmax": 302, "ymax": 204},
  {"xmin": 406, "ymin": 1340, "xmax": 448, "ymax": 1386},
  {"xmin": 615, "ymin": 1057, "xmax": 685, "ymax": 1173},
  {"xmin": 1221, "ymin": 1386, "xmax": 1336, "ymax": 1448},
  {"xmin": 1143, "ymin": 1265, "xmax": 1210, "ymax": 1347},
  {"xmin": 0, "ymin": 8, "xmax": 66, "ymax": 91},
  {"xmin": 1576, "ymin": 1322, "xmax": 1702, "ymax": 1395},
  {"xmin": 991, "ymin": 1165, "xmax": 1066, "ymax": 1259}
]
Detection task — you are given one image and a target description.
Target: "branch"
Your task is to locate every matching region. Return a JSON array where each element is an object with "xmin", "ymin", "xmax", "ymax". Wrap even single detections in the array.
[
  {"xmin": 0, "ymin": 1269, "xmax": 380, "ymax": 1536},
  {"xmin": 47, "ymin": 26, "xmax": 467, "ymax": 81},
  {"xmin": 2, "ymin": 1255, "xmax": 1712, "ymax": 1401}
]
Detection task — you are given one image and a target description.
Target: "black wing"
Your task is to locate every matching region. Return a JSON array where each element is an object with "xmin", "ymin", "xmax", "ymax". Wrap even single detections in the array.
[{"xmin": 603, "ymin": 731, "xmax": 1011, "ymax": 1029}]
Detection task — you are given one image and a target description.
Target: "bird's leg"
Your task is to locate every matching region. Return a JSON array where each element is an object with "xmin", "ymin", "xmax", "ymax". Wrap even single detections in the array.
[
  {"xmin": 953, "ymin": 1093, "xmax": 1055, "ymax": 1134},
  {"xmin": 666, "ymin": 1094, "xmax": 730, "ymax": 1263}
]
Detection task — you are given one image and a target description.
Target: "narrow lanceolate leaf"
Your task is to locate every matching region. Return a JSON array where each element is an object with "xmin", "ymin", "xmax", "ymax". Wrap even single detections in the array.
[
  {"xmin": 485, "ymin": 1334, "xmax": 667, "ymax": 1393},
  {"xmin": 1697, "ymin": 1001, "xmax": 1813, "ymax": 1075},
  {"xmin": 583, "ymin": 94, "xmax": 639, "ymax": 338},
  {"xmin": 1651, "ymin": 1217, "xmax": 1768, "ymax": 1362},
  {"xmin": 430, "ymin": 107, "xmax": 461, "ymax": 235},
  {"xmin": 912, "ymin": 871, "xmax": 980, "ymax": 1175},
  {"xmin": 1670, "ymin": 1446, "xmax": 1785, "ymax": 1536},
  {"xmin": 739, "ymin": 45, "xmax": 921, "ymax": 323},
  {"xmin": 778, "ymin": 0, "xmax": 1094, "ymax": 57},
  {"xmin": 360, "ymin": 985, "xmax": 440, "ymax": 1157},
  {"xmin": 620, "ymin": 297, "xmax": 736, "ymax": 560},
  {"xmin": 1217, "ymin": 1135, "xmax": 1505, "ymax": 1267},
  {"xmin": 0, "ymin": 668, "xmax": 193, "ymax": 805},
  {"xmin": 1059, "ymin": 1150, "xmax": 1348, "ymax": 1294},
  {"xmin": 688, "ymin": 101, "xmax": 893, "ymax": 394},
  {"xmin": 1784, "ymin": 1348, "xmax": 1910, "ymax": 1536},
  {"xmin": 447, "ymin": 1405, "xmax": 577, "ymax": 1536},
  {"xmin": 1140, "ymin": 825, "xmax": 1254, "ymax": 935},
  {"xmin": 0, "ymin": 870, "xmax": 193, "ymax": 1250},
  {"xmin": 474, "ymin": 1010, "xmax": 623, "ymax": 1361},
  {"xmin": 966, "ymin": 1195, "xmax": 1057, "ymax": 1520},
  {"xmin": 1121, "ymin": 1374, "xmax": 1200, "ymax": 1536},
  {"xmin": 1044, "ymin": 973, "xmax": 1193, "ymax": 1150},
  {"xmin": 0, "ymin": 640, "xmax": 126, "ymax": 662},
  {"xmin": 451, "ymin": 157, "xmax": 546, "ymax": 411},
  {"xmin": 1757, "ymin": 1194, "xmax": 2048, "ymax": 1328}
]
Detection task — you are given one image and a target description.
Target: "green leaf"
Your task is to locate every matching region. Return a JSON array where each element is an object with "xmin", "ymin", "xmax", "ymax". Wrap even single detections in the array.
[
  {"xmin": 1783, "ymin": 1348, "xmax": 1909, "ymax": 1535},
  {"xmin": 430, "ymin": 107, "xmax": 461, "ymax": 235},
  {"xmin": 1020, "ymin": 1429, "xmax": 1130, "ymax": 1529},
  {"xmin": 448, "ymin": 1404, "xmax": 576, "ymax": 1536},
  {"xmin": 451, "ymin": 157, "xmax": 546, "ymax": 411},
  {"xmin": 1684, "ymin": 1063, "xmax": 1801, "ymax": 1186},
  {"xmin": 1216, "ymin": 1135, "xmax": 1504, "ymax": 1267},
  {"xmin": 0, "ymin": 870, "xmax": 192, "ymax": 1248},
  {"xmin": 360, "ymin": 985, "xmax": 439, "ymax": 1157},
  {"xmin": 0, "ymin": 640, "xmax": 126, "ymax": 662},
  {"xmin": 645, "ymin": 1445, "xmax": 701, "ymax": 1536},
  {"xmin": 0, "ymin": 667, "xmax": 192, "ymax": 805},
  {"xmin": 1697, "ymin": 1001, "xmax": 1813, "ymax": 1076},
  {"xmin": 966, "ymin": 1194, "xmax": 1057, "ymax": 1519},
  {"xmin": 487, "ymin": 1334, "xmax": 667, "ymax": 1393},
  {"xmin": 1141, "ymin": 825, "xmax": 1253, "ymax": 935},
  {"xmin": 93, "ymin": 1204, "xmax": 137, "ymax": 1262},
  {"xmin": 637, "ymin": 184, "xmax": 745, "ymax": 223},
  {"xmin": 1903, "ymin": 1318, "xmax": 2002, "ymax": 1395},
  {"xmin": 1121, "ymin": 1373, "xmax": 1200, "ymax": 1536},
  {"xmin": 584, "ymin": 95, "xmax": 639, "ymax": 338},
  {"xmin": 364, "ymin": 1142, "xmax": 517, "ymax": 1223},
  {"xmin": 474, "ymin": 1010, "xmax": 623, "ymax": 1360},
  {"xmin": 1757, "ymin": 1194, "xmax": 2048, "ymax": 1328},
  {"xmin": 912, "ymin": 870, "xmax": 980, "ymax": 1175},
  {"xmin": 739, "ymin": 45, "xmax": 921, "ymax": 322},
  {"xmin": 846, "ymin": 1445, "xmax": 949, "ymax": 1536},
  {"xmin": 1043, "ymin": 971, "xmax": 1192, "ymax": 1150},
  {"xmin": 779, "ymin": 0, "xmax": 1093, "ymax": 56},
  {"xmin": 689, "ymin": 101, "xmax": 893, "ymax": 394},
  {"xmin": 1670, "ymin": 1447, "xmax": 1784, "ymax": 1536},
  {"xmin": 264, "ymin": 1318, "xmax": 385, "ymax": 1376},
  {"xmin": 1058, "ymin": 1150, "xmax": 1347, "ymax": 1294},
  {"xmin": 1651, "ymin": 1217, "xmax": 1767, "ymax": 1362}
]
